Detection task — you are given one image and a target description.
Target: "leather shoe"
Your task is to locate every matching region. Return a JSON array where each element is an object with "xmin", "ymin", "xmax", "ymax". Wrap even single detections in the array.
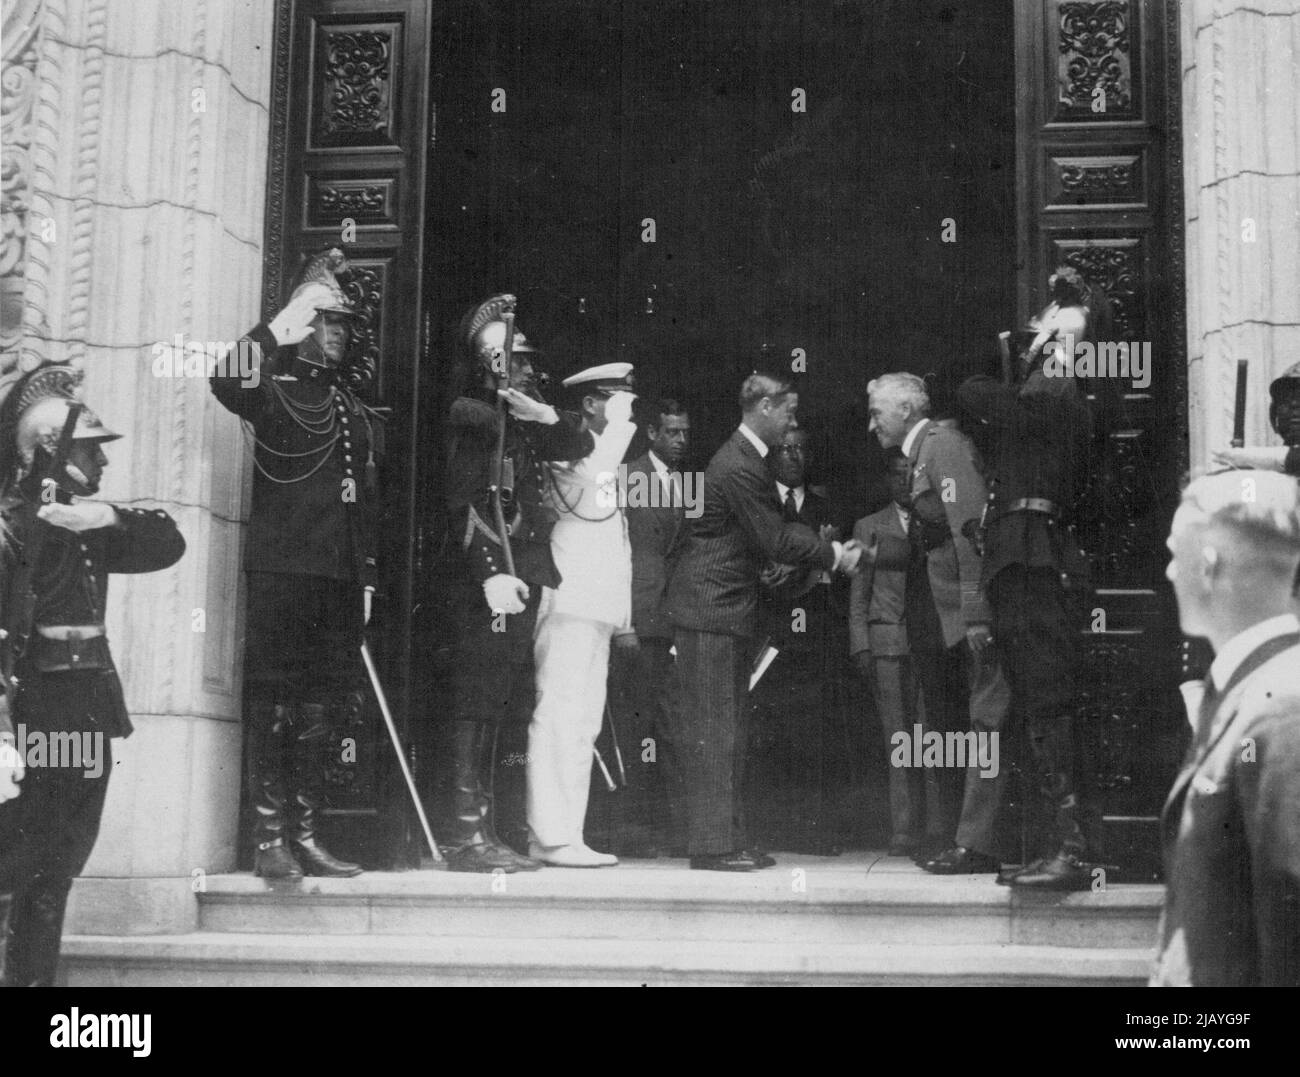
[
  {"xmin": 529, "ymin": 842, "xmax": 618, "ymax": 868},
  {"xmin": 741, "ymin": 848, "xmax": 777, "ymax": 869},
  {"xmin": 255, "ymin": 840, "xmax": 303, "ymax": 880},
  {"xmin": 923, "ymin": 846, "xmax": 1000, "ymax": 875},
  {"xmin": 690, "ymin": 851, "xmax": 759, "ymax": 872},
  {"xmin": 1007, "ymin": 851, "xmax": 1092, "ymax": 890}
]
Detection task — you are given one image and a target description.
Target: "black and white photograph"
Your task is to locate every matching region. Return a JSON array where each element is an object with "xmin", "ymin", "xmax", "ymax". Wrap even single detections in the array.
[{"xmin": 1, "ymin": 0, "xmax": 1297, "ymax": 1029}]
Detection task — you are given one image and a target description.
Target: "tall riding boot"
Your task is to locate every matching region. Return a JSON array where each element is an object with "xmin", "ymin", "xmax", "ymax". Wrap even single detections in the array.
[
  {"xmin": 0, "ymin": 893, "xmax": 12, "ymax": 985},
  {"xmin": 248, "ymin": 699, "xmax": 302, "ymax": 879},
  {"xmin": 445, "ymin": 721, "xmax": 540, "ymax": 872},
  {"xmin": 289, "ymin": 702, "xmax": 362, "ymax": 877},
  {"xmin": 3, "ymin": 876, "xmax": 72, "ymax": 986},
  {"xmin": 1008, "ymin": 716, "xmax": 1090, "ymax": 890}
]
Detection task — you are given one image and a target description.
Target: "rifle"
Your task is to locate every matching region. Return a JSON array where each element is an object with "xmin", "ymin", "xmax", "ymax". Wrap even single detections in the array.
[
  {"xmin": 489, "ymin": 308, "xmax": 518, "ymax": 578},
  {"xmin": 1, "ymin": 403, "xmax": 83, "ymax": 683}
]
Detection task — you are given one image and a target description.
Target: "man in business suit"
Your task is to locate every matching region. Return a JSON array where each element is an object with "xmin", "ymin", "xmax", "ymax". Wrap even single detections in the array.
[
  {"xmin": 749, "ymin": 428, "xmax": 852, "ymax": 854},
  {"xmin": 849, "ymin": 448, "xmax": 935, "ymax": 858},
  {"xmin": 666, "ymin": 372, "xmax": 863, "ymax": 872},
  {"xmin": 868, "ymin": 373, "xmax": 1012, "ymax": 875},
  {"xmin": 1154, "ymin": 469, "xmax": 1300, "ymax": 986},
  {"xmin": 601, "ymin": 399, "xmax": 691, "ymax": 858}
]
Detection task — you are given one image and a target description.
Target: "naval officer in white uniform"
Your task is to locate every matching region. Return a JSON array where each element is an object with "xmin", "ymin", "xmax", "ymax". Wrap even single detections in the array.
[{"xmin": 527, "ymin": 363, "xmax": 638, "ymax": 867}]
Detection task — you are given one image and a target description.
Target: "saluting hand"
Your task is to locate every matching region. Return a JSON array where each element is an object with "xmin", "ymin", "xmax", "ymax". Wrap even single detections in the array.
[{"xmin": 497, "ymin": 388, "xmax": 558, "ymax": 426}]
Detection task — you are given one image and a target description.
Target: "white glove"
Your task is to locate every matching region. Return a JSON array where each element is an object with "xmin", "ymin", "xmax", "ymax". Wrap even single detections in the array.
[
  {"xmin": 836, "ymin": 538, "xmax": 864, "ymax": 577},
  {"xmin": 483, "ymin": 574, "xmax": 530, "ymax": 615},
  {"xmin": 1212, "ymin": 446, "xmax": 1288, "ymax": 472},
  {"xmin": 497, "ymin": 388, "xmax": 558, "ymax": 425},
  {"xmin": 604, "ymin": 390, "xmax": 636, "ymax": 425},
  {"xmin": 268, "ymin": 282, "xmax": 335, "ymax": 347},
  {"xmin": 37, "ymin": 500, "xmax": 118, "ymax": 532}
]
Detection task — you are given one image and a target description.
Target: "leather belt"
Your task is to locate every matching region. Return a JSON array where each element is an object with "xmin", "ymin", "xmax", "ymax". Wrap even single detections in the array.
[
  {"xmin": 994, "ymin": 497, "xmax": 1060, "ymax": 520},
  {"xmin": 37, "ymin": 625, "xmax": 106, "ymax": 641}
]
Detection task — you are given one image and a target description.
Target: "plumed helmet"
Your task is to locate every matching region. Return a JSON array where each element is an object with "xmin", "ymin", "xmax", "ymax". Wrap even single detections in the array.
[
  {"xmin": 460, "ymin": 294, "xmax": 537, "ymax": 372},
  {"xmin": 288, "ymin": 247, "xmax": 359, "ymax": 318},
  {"xmin": 0, "ymin": 364, "xmax": 120, "ymax": 479}
]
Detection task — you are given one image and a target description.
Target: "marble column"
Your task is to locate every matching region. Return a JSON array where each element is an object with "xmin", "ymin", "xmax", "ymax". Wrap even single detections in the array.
[
  {"xmin": 11, "ymin": 0, "xmax": 274, "ymax": 934},
  {"xmin": 1182, "ymin": 0, "xmax": 1300, "ymax": 469}
]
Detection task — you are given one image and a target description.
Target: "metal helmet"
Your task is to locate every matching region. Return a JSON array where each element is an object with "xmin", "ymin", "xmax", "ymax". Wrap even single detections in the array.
[
  {"xmin": 288, "ymin": 247, "xmax": 359, "ymax": 318},
  {"xmin": 461, "ymin": 294, "xmax": 537, "ymax": 372},
  {"xmin": 0, "ymin": 364, "xmax": 120, "ymax": 479}
]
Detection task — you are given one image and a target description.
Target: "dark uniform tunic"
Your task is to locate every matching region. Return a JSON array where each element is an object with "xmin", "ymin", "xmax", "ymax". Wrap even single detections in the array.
[
  {"xmin": 442, "ymin": 389, "xmax": 592, "ymax": 728},
  {"xmin": 0, "ymin": 501, "xmax": 184, "ymax": 985},
  {"xmin": 956, "ymin": 375, "xmax": 1092, "ymax": 721},
  {"xmin": 210, "ymin": 324, "xmax": 379, "ymax": 698}
]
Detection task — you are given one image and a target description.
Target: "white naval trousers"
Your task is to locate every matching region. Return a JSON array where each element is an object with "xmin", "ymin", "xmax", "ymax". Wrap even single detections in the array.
[{"xmin": 527, "ymin": 588, "xmax": 615, "ymax": 847}]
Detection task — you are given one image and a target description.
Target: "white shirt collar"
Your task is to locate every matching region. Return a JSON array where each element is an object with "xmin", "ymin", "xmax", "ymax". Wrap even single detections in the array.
[
  {"xmin": 738, "ymin": 423, "xmax": 769, "ymax": 458},
  {"xmin": 647, "ymin": 450, "xmax": 670, "ymax": 476},
  {"xmin": 900, "ymin": 418, "xmax": 929, "ymax": 460},
  {"xmin": 1209, "ymin": 612, "xmax": 1300, "ymax": 692},
  {"xmin": 895, "ymin": 503, "xmax": 910, "ymax": 529},
  {"xmin": 775, "ymin": 482, "xmax": 804, "ymax": 511}
]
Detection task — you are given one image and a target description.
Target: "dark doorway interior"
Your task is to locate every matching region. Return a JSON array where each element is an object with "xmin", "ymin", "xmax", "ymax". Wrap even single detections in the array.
[{"xmin": 415, "ymin": 0, "xmax": 1017, "ymax": 850}]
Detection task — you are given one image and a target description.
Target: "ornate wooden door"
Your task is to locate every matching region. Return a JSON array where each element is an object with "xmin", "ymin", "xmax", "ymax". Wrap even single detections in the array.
[
  {"xmin": 260, "ymin": 0, "xmax": 432, "ymax": 867},
  {"xmin": 1014, "ymin": 0, "xmax": 1189, "ymax": 878}
]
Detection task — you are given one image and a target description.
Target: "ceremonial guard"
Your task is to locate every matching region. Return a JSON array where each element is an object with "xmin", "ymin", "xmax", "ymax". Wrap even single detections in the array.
[
  {"xmin": 0, "ymin": 366, "xmax": 184, "ymax": 985},
  {"xmin": 957, "ymin": 267, "xmax": 1100, "ymax": 889},
  {"xmin": 443, "ymin": 296, "xmax": 593, "ymax": 872},
  {"xmin": 527, "ymin": 364, "xmax": 637, "ymax": 868},
  {"xmin": 212, "ymin": 248, "xmax": 381, "ymax": 879},
  {"xmin": 1214, "ymin": 360, "xmax": 1300, "ymax": 477}
]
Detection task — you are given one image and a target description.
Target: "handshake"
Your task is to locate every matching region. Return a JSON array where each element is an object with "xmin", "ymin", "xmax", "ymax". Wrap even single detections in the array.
[{"xmin": 836, "ymin": 537, "xmax": 872, "ymax": 577}]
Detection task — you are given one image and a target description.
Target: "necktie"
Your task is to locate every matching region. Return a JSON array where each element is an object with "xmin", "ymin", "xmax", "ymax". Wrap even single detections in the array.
[
  {"xmin": 784, "ymin": 489, "xmax": 799, "ymax": 522},
  {"xmin": 666, "ymin": 469, "xmax": 682, "ymax": 508}
]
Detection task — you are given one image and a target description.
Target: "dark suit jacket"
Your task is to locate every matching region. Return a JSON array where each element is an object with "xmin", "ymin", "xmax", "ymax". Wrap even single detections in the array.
[
  {"xmin": 848, "ymin": 504, "xmax": 912, "ymax": 658},
  {"xmin": 667, "ymin": 429, "xmax": 834, "ymax": 639},
  {"xmin": 1152, "ymin": 636, "xmax": 1300, "ymax": 986},
  {"xmin": 759, "ymin": 486, "xmax": 846, "ymax": 655},
  {"xmin": 625, "ymin": 452, "xmax": 687, "ymax": 640}
]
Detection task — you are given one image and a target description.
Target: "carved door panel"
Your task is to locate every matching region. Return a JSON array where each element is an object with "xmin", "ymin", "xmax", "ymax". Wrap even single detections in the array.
[
  {"xmin": 1014, "ymin": 0, "xmax": 1188, "ymax": 878},
  {"xmin": 259, "ymin": 0, "xmax": 432, "ymax": 867}
]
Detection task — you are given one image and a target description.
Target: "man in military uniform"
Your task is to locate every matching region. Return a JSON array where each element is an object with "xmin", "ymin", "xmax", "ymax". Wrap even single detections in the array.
[
  {"xmin": 0, "ymin": 365, "xmax": 185, "ymax": 985},
  {"xmin": 957, "ymin": 282, "xmax": 1097, "ymax": 890},
  {"xmin": 527, "ymin": 363, "xmax": 636, "ymax": 868},
  {"xmin": 443, "ymin": 295, "xmax": 594, "ymax": 872},
  {"xmin": 212, "ymin": 248, "xmax": 380, "ymax": 879},
  {"xmin": 1214, "ymin": 360, "xmax": 1300, "ymax": 477}
]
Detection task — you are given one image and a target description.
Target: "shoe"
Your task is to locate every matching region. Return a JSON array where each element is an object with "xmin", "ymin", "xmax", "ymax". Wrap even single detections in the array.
[
  {"xmin": 255, "ymin": 839, "xmax": 304, "ymax": 880},
  {"xmin": 445, "ymin": 721, "xmax": 542, "ymax": 873},
  {"xmin": 248, "ymin": 700, "xmax": 303, "ymax": 880},
  {"xmin": 689, "ymin": 851, "xmax": 759, "ymax": 872},
  {"xmin": 741, "ymin": 848, "xmax": 777, "ymax": 868},
  {"xmin": 289, "ymin": 702, "xmax": 363, "ymax": 878},
  {"xmin": 911, "ymin": 834, "xmax": 950, "ymax": 866},
  {"xmin": 996, "ymin": 860, "xmax": 1034, "ymax": 886},
  {"xmin": 528, "ymin": 842, "xmax": 617, "ymax": 867},
  {"xmin": 922, "ymin": 846, "xmax": 1000, "ymax": 875},
  {"xmin": 1007, "ymin": 850, "xmax": 1092, "ymax": 891}
]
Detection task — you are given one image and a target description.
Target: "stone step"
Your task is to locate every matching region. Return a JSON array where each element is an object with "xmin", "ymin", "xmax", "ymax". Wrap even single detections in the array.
[
  {"xmin": 193, "ymin": 861, "xmax": 1163, "ymax": 950},
  {"xmin": 63, "ymin": 932, "xmax": 1152, "ymax": 987}
]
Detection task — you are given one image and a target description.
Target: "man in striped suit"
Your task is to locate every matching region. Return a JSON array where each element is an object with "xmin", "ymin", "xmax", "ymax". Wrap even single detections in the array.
[{"xmin": 666, "ymin": 372, "xmax": 863, "ymax": 872}]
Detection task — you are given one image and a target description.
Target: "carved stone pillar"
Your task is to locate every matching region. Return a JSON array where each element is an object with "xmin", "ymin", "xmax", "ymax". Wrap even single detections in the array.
[
  {"xmin": 10, "ymin": 0, "xmax": 276, "ymax": 934},
  {"xmin": 1182, "ymin": 0, "xmax": 1300, "ymax": 467}
]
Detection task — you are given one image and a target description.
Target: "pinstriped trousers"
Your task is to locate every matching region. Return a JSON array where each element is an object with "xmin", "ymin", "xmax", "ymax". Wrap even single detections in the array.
[{"xmin": 671, "ymin": 628, "xmax": 752, "ymax": 856}]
